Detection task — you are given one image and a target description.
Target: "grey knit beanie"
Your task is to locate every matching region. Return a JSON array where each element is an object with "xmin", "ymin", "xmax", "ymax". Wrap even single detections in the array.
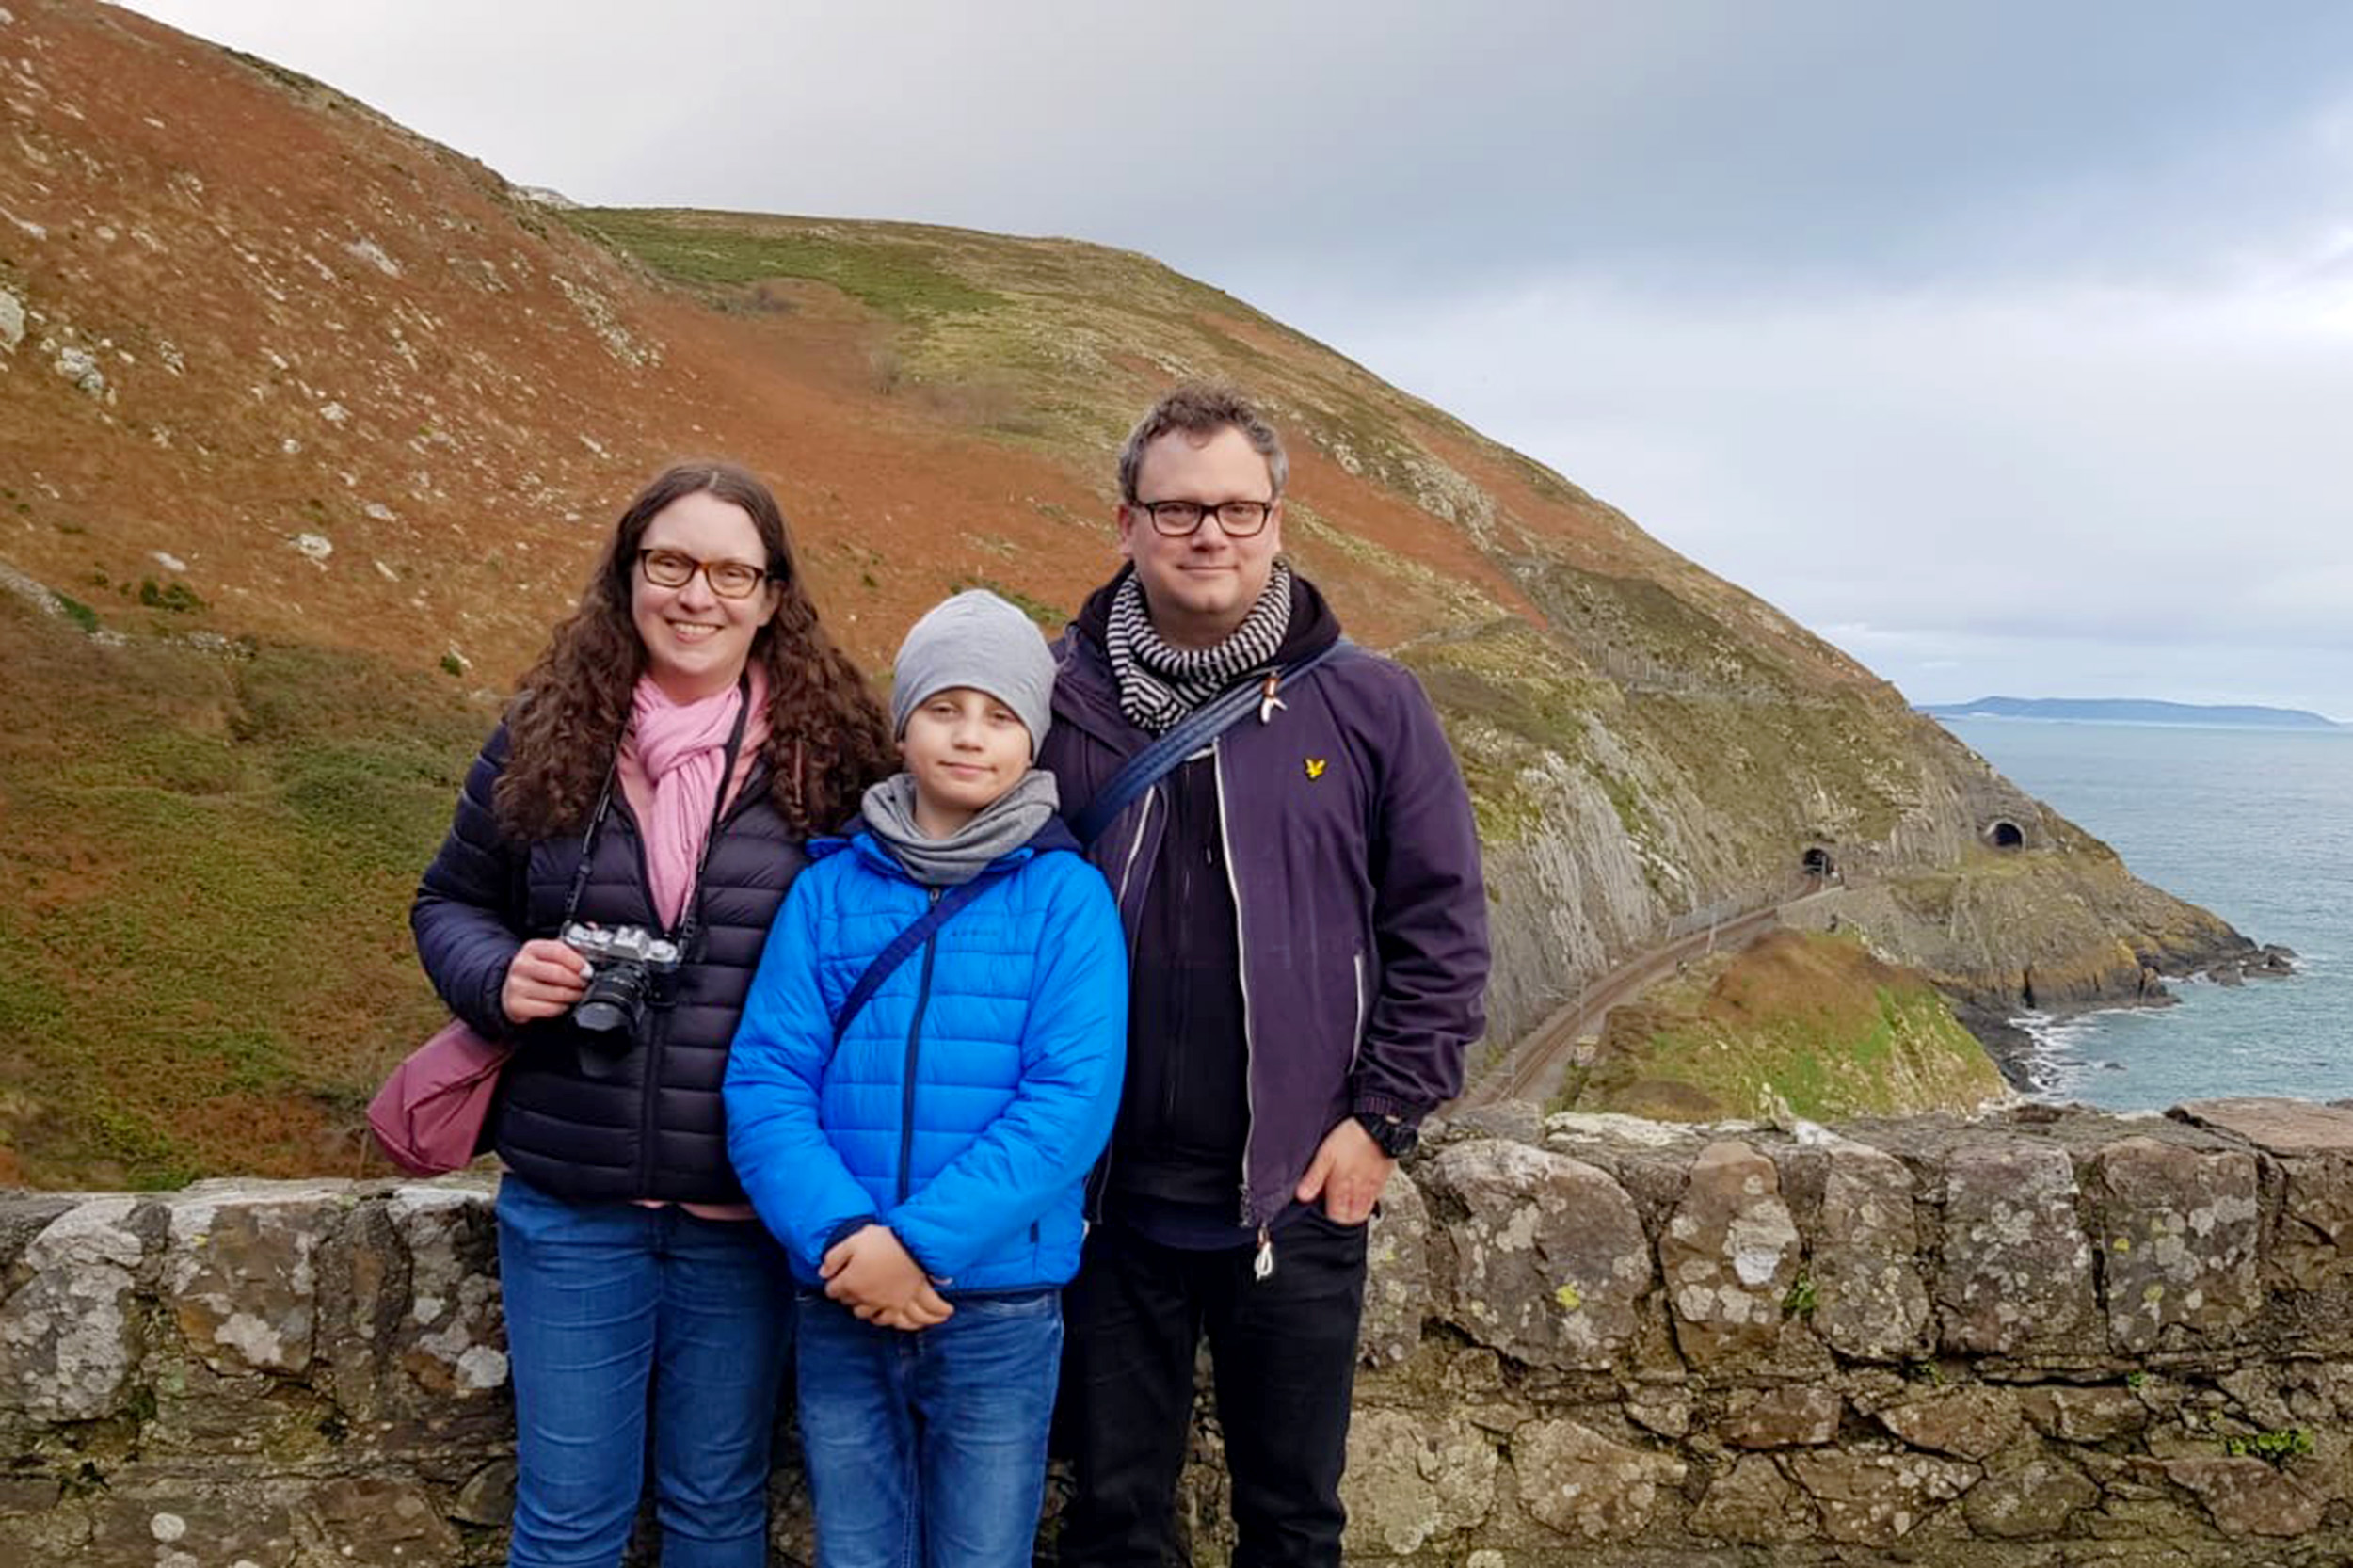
[{"xmin": 889, "ymin": 590, "xmax": 1056, "ymax": 754}]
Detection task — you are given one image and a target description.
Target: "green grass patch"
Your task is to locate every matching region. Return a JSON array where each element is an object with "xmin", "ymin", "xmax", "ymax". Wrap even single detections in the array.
[
  {"xmin": 947, "ymin": 577, "xmax": 1064, "ymax": 629},
  {"xmin": 0, "ymin": 596, "xmax": 482, "ymax": 1187},
  {"xmin": 53, "ymin": 593, "xmax": 100, "ymax": 633},
  {"xmin": 137, "ymin": 577, "xmax": 206, "ymax": 613},
  {"xmin": 568, "ymin": 209, "xmax": 1006, "ymax": 321},
  {"xmin": 1561, "ymin": 930, "xmax": 2005, "ymax": 1123}
]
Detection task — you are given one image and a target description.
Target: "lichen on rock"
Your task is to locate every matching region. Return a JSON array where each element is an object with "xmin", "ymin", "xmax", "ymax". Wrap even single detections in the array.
[
  {"xmin": 1423, "ymin": 1140, "xmax": 1649, "ymax": 1369},
  {"xmin": 1935, "ymin": 1140, "xmax": 2098, "ymax": 1358},
  {"xmin": 0, "ymin": 1197, "xmax": 157, "ymax": 1421},
  {"xmin": 1659, "ymin": 1140, "xmax": 1804, "ymax": 1368},
  {"xmin": 1511, "ymin": 1418, "xmax": 1686, "ymax": 1544}
]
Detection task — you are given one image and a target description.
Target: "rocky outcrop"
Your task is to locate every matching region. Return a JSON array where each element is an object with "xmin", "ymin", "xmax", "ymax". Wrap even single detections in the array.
[
  {"xmin": 1784, "ymin": 840, "xmax": 2252, "ymax": 1029},
  {"xmin": 18, "ymin": 1103, "xmax": 2353, "ymax": 1563}
]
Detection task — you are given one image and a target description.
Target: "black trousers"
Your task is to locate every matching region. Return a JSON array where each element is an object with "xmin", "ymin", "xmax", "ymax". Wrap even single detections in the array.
[{"xmin": 1055, "ymin": 1212, "xmax": 1369, "ymax": 1568}]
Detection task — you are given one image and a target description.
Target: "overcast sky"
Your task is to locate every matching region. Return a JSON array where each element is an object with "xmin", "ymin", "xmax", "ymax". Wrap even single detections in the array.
[{"xmin": 120, "ymin": 1, "xmax": 2353, "ymax": 716}]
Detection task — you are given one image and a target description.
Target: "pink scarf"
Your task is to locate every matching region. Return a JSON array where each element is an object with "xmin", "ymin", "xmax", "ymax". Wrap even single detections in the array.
[{"xmin": 626, "ymin": 665, "xmax": 771, "ymax": 929}]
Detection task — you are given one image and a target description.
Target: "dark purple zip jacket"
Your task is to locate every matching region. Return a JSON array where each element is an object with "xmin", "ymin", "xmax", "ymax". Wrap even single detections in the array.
[{"xmin": 1041, "ymin": 568, "xmax": 1489, "ymax": 1229}]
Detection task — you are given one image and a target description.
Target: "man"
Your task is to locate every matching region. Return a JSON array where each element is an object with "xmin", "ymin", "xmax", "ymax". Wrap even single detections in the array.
[{"xmin": 1042, "ymin": 383, "xmax": 1489, "ymax": 1568}]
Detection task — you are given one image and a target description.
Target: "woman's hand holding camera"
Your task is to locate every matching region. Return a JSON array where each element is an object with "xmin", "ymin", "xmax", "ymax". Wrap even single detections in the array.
[
  {"xmin": 821, "ymin": 1224, "xmax": 954, "ymax": 1331},
  {"xmin": 503, "ymin": 938, "xmax": 594, "ymax": 1023}
]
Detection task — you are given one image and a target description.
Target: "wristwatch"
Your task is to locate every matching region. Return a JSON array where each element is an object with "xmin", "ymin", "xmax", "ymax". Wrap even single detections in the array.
[{"xmin": 1353, "ymin": 1112, "xmax": 1419, "ymax": 1160}]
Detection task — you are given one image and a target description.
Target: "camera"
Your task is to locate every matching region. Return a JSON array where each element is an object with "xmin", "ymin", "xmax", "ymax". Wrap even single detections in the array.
[{"xmin": 560, "ymin": 921, "xmax": 682, "ymax": 1052}]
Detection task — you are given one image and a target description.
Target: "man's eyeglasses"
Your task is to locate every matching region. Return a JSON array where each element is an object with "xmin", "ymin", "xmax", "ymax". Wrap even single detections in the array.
[
  {"xmin": 636, "ymin": 548, "xmax": 776, "ymax": 600},
  {"xmin": 1133, "ymin": 499, "xmax": 1275, "ymax": 538}
]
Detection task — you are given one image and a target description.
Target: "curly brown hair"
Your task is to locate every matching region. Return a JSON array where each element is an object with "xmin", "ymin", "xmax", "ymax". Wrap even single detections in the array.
[{"xmin": 494, "ymin": 460, "xmax": 893, "ymax": 840}]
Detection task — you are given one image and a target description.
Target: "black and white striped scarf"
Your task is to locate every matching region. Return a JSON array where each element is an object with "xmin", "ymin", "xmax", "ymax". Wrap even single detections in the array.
[{"xmin": 1106, "ymin": 560, "xmax": 1294, "ymax": 734}]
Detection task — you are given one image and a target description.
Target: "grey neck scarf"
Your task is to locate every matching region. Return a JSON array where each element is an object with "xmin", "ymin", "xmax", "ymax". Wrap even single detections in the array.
[
  {"xmin": 1107, "ymin": 559, "xmax": 1294, "ymax": 734},
  {"xmin": 859, "ymin": 769, "xmax": 1062, "ymax": 887}
]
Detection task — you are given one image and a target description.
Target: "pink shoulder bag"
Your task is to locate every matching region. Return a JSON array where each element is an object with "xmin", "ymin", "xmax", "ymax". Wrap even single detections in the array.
[{"xmin": 366, "ymin": 1018, "xmax": 511, "ymax": 1176}]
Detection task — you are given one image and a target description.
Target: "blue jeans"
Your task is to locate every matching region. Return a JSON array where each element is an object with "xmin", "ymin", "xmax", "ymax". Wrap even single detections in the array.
[
  {"xmin": 495, "ymin": 1175, "xmax": 794, "ymax": 1568},
  {"xmin": 795, "ymin": 1288, "xmax": 1064, "ymax": 1568}
]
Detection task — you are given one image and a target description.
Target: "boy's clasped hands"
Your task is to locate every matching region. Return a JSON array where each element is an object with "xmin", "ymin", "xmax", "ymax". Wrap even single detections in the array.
[{"xmin": 821, "ymin": 1223, "xmax": 955, "ymax": 1330}]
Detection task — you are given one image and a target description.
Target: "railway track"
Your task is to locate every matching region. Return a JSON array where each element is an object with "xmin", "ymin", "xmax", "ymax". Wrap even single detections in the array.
[{"xmin": 1455, "ymin": 892, "xmax": 1836, "ymax": 1111}]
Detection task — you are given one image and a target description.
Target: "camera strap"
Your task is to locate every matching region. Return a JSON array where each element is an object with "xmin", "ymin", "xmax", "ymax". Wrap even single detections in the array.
[{"xmin": 558, "ymin": 670, "xmax": 756, "ymax": 952}]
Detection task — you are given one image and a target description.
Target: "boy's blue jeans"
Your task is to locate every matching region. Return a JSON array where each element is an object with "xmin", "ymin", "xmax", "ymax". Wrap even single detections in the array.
[
  {"xmin": 494, "ymin": 1174, "xmax": 795, "ymax": 1568},
  {"xmin": 795, "ymin": 1288, "xmax": 1064, "ymax": 1568}
]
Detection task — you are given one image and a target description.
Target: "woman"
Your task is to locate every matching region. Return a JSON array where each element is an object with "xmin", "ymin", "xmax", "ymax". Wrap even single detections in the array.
[{"xmin": 411, "ymin": 460, "xmax": 892, "ymax": 1568}]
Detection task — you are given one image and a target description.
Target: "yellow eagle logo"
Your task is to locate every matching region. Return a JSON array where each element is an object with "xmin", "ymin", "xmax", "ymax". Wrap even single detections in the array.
[{"xmin": 1305, "ymin": 758, "xmax": 1328, "ymax": 780}]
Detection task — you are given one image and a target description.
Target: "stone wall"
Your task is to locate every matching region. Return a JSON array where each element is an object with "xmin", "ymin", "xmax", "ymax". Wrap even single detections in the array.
[{"xmin": 9, "ymin": 1098, "xmax": 2353, "ymax": 1564}]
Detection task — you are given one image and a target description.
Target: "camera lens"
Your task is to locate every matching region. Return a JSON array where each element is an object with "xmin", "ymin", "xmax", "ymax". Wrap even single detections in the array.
[{"xmin": 572, "ymin": 963, "xmax": 648, "ymax": 1075}]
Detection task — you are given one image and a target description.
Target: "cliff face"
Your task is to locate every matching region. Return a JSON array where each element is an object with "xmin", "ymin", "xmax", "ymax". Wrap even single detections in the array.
[
  {"xmin": 11, "ymin": 1097, "xmax": 2353, "ymax": 1564},
  {"xmin": 0, "ymin": 0, "xmax": 2246, "ymax": 1182}
]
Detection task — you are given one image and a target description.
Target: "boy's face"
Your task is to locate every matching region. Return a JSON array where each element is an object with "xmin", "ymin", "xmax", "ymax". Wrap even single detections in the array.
[{"xmin": 899, "ymin": 685, "xmax": 1032, "ymax": 825}]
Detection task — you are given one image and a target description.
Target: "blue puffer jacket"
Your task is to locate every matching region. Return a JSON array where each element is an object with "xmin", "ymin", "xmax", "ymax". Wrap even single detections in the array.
[{"xmin": 724, "ymin": 820, "xmax": 1127, "ymax": 1292}]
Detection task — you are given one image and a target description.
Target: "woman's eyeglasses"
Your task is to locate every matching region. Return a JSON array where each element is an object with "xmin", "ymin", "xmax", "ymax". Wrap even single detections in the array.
[{"xmin": 636, "ymin": 548, "xmax": 776, "ymax": 600}]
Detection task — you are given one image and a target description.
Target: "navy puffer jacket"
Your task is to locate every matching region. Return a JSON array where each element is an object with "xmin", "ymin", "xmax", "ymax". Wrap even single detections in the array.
[{"xmin": 410, "ymin": 723, "xmax": 808, "ymax": 1204}]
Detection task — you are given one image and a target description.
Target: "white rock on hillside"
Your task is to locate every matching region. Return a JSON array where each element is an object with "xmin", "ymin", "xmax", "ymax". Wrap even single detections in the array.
[
  {"xmin": 53, "ymin": 344, "xmax": 104, "ymax": 395},
  {"xmin": 345, "ymin": 236, "xmax": 401, "ymax": 278}
]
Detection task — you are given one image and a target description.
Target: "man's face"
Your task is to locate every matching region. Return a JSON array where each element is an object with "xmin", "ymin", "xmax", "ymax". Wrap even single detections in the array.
[{"xmin": 1117, "ymin": 425, "xmax": 1284, "ymax": 649}]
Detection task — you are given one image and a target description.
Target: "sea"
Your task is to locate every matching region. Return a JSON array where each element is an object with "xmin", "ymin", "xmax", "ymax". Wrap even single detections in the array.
[{"xmin": 1938, "ymin": 717, "xmax": 2353, "ymax": 1110}]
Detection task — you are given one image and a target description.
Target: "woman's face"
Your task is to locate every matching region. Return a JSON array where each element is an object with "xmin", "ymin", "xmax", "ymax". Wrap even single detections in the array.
[{"xmin": 630, "ymin": 490, "xmax": 782, "ymax": 702}]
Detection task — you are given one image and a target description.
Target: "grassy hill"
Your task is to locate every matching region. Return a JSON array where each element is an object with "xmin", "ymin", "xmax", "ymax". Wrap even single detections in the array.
[
  {"xmin": 0, "ymin": 0, "xmax": 2246, "ymax": 1184},
  {"xmin": 1561, "ymin": 930, "xmax": 2009, "ymax": 1123},
  {"xmin": 0, "ymin": 592, "xmax": 482, "ymax": 1184}
]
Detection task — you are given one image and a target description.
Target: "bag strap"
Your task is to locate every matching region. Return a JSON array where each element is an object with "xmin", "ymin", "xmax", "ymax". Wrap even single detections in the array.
[
  {"xmin": 828, "ymin": 870, "xmax": 1004, "ymax": 1048},
  {"xmin": 1071, "ymin": 640, "xmax": 1346, "ymax": 848}
]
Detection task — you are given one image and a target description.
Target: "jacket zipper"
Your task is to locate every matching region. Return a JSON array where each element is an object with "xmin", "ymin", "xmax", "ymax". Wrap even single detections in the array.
[
  {"xmin": 1086, "ymin": 779, "xmax": 1161, "ymax": 1224},
  {"xmin": 1210, "ymin": 737, "xmax": 1273, "ymax": 1278},
  {"xmin": 613, "ymin": 786, "xmax": 765, "ymax": 1194},
  {"xmin": 1112, "ymin": 783, "xmax": 1159, "ymax": 910},
  {"xmin": 1350, "ymin": 949, "xmax": 1369, "ymax": 1072},
  {"xmin": 897, "ymin": 888, "xmax": 944, "ymax": 1206},
  {"xmin": 602, "ymin": 797, "xmax": 670, "ymax": 1195},
  {"xmin": 1161, "ymin": 776, "xmax": 1197, "ymax": 1128}
]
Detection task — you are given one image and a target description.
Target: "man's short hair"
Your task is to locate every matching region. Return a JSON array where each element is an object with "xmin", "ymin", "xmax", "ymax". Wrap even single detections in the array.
[{"xmin": 1115, "ymin": 383, "xmax": 1289, "ymax": 504}]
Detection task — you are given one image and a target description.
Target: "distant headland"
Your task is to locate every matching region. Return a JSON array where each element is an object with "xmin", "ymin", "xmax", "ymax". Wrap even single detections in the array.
[{"xmin": 1920, "ymin": 696, "xmax": 2346, "ymax": 730}]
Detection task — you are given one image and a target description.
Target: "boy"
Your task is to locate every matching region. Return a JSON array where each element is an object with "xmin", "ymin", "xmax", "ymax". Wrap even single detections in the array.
[{"xmin": 726, "ymin": 589, "xmax": 1127, "ymax": 1568}]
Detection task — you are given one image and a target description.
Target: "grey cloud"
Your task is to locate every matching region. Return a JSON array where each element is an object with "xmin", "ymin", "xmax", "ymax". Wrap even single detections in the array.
[
  {"xmin": 128, "ymin": 2, "xmax": 2353, "ymax": 292},
  {"xmin": 113, "ymin": 1, "xmax": 2353, "ymax": 713},
  {"xmin": 1330, "ymin": 276, "xmax": 2353, "ymax": 707}
]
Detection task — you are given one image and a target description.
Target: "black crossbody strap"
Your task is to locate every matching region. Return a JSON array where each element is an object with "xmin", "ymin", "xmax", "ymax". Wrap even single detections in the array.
[
  {"xmin": 1071, "ymin": 641, "xmax": 1345, "ymax": 848},
  {"xmin": 828, "ymin": 870, "xmax": 1003, "ymax": 1049}
]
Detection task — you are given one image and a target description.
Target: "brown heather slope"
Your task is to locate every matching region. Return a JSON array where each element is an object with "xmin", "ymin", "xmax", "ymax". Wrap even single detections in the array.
[{"xmin": 0, "ymin": 1, "xmax": 2247, "ymax": 1184}]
